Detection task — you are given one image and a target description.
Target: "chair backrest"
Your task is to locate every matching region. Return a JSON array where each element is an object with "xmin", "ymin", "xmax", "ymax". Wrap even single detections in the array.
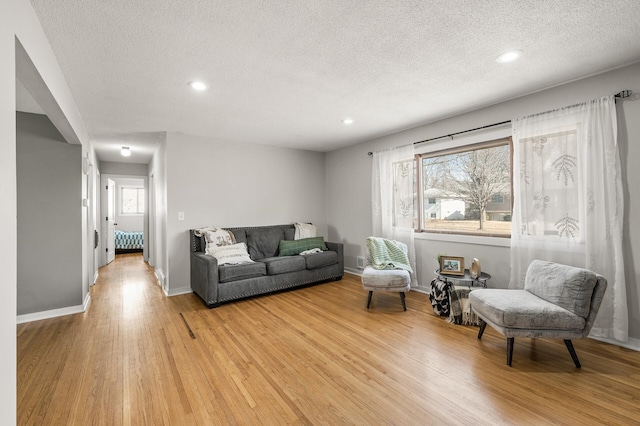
[
  {"xmin": 524, "ymin": 260, "xmax": 608, "ymax": 335},
  {"xmin": 364, "ymin": 237, "xmax": 407, "ymax": 264},
  {"xmin": 581, "ymin": 274, "xmax": 608, "ymax": 337}
]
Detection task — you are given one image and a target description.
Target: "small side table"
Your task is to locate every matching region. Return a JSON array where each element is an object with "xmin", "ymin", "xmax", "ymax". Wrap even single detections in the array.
[{"xmin": 433, "ymin": 269, "xmax": 491, "ymax": 288}]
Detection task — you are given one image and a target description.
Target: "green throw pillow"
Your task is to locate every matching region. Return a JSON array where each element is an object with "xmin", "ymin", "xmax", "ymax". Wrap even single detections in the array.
[{"xmin": 279, "ymin": 237, "xmax": 328, "ymax": 256}]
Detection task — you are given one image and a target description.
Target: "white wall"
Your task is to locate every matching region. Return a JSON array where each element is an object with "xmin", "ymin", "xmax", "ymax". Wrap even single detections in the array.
[
  {"xmin": 163, "ymin": 132, "xmax": 327, "ymax": 294},
  {"xmin": 1, "ymin": 0, "xmax": 91, "ymax": 419},
  {"xmin": 113, "ymin": 177, "xmax": 144, "ymax": 232},
  {"xmin": 149, "ymin": 133, "xmax": 168, "ymax": 291},
  {"xmin": 326, "ymin": 62, "xmax": 640, "ymax": 342},
  {"xmin": 100, "ymin": 160, "xmax": 148, "ymax": 176}
]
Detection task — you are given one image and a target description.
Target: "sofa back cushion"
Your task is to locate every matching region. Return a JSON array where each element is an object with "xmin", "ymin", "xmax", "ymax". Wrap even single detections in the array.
[
  {"xmin": 524, "ymin": 260, "xmax": 597, "ymax": 318},
  {"xmin": 245, "ymin": 227, "xmax": 285, "ymax": 260}
]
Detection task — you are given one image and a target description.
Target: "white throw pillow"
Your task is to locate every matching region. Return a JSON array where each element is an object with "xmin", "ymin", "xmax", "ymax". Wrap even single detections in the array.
[
  {"xmin": 206, "ymin": 242, "xmax": 254, "ymax": 265},
  {"xmin": 204, "ymin": 228, "xmax": 236, "ymax": 251},
  {"xmin": 294, "ymin": 222, "xmax": 317, "ymax": 240}
]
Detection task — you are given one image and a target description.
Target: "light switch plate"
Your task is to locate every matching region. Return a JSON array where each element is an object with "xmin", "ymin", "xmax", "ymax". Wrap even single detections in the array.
[{"xmin": 178, "ymin": 212, "xmax": 185, "ymax": 221}]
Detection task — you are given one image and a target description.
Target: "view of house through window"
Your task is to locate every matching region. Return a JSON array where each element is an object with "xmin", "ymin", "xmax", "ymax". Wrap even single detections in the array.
[
  {"xmin": 121, "ymin": 187, "xmax": 145, "ymax": 214},
  {"xmin": 417, "ymin": 138, "xmax": 512, "ymax": 236}
]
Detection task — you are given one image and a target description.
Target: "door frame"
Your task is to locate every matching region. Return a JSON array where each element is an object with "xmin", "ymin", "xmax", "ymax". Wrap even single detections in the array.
[{"xmin": 100, "ymin": 173, "xmax": 149, "ymax": 266}]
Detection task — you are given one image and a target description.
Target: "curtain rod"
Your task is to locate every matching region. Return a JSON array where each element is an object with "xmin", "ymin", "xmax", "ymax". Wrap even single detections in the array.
[
  {"xmin": 367, "ymin": 90, "xmax": 632, "ymax": 156},
  {"xmin": 366, "ymin": 120, "xmax": 510, "ymax": 156}
]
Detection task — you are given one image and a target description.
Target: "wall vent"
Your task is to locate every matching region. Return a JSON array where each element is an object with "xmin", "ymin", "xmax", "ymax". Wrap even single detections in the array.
[{"xmin": 357, "ymin": 256, "xmax": 366, "ymax": 269}]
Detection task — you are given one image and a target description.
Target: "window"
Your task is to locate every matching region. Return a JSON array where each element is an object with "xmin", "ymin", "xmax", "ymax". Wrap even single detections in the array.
[
  {"xmin": 121, "ymin": 187, "xmax": 144, "ymax": 215},
  {"xmin": 417, "ymin": 138, "xmax": 512, "ymax": 237}
]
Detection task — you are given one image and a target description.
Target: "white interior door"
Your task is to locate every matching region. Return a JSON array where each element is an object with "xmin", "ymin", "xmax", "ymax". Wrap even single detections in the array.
[{"xmin": 106, "ymin": 178, "xmax": 116, "ymax": 264}]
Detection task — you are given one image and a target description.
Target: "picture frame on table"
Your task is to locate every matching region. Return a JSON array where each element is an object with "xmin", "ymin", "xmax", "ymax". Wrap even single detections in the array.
[{"xmin": 440, "ymin": 256, "xmax": 465, "ymax": 276}]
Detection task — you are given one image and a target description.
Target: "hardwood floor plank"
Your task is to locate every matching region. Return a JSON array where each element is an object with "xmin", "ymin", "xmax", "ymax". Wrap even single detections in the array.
[{"xmin": 17, "ymin": 253, "xmax": 640, "ymax": 425}]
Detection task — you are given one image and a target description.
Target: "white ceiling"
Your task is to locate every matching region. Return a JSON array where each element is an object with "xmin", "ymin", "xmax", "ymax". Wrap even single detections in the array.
[{"xmin": 24, "ymin": 0, "xmax": 640, "ymax": 163}]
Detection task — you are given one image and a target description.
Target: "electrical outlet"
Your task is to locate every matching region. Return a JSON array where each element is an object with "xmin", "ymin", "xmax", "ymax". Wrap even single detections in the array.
[{"xmin": 357, "ymin": 256, "xmax": 365, "ymax": 269}]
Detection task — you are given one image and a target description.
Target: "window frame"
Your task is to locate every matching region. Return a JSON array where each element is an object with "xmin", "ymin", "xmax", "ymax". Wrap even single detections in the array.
[
  {"xmin": 415, "ymin": 136, "xmax": 514, "ymax": 238},
  {"xmin": 120, "ymin": 186, "xmax": 145, "ymax": 216}
]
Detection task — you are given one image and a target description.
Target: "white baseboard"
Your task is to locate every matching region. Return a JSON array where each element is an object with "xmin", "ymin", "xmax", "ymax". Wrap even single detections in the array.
[
  {"xmin": 590, "ymin": 336, "xmax": 640, "ymax": 352},
  {"xmin": 93, "ymin": 270, "xmax": 99, "ymax": 285},
  {"xmin": 17, "ymin": 293, "xmax": 91, "ymax": 325},
  {"xmin": 155, "ymin": 268, "xmax": 165, "ymax": 289},
  {"xmin": 344, "ymin": 267, "xmax": 362, "ymax": 276},
  {"xmin": 166, "ymin": 286, "xmax": 193, "ymax": 297}
]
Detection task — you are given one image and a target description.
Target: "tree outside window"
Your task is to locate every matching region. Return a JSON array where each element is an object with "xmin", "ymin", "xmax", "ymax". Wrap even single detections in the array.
[{"xmin": 418, "ymin": 138, "xmax": 512, "ymax": 236}]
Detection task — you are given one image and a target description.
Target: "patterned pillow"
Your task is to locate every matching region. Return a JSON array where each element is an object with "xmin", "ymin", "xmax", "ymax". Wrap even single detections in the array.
[
  {"xmin": 204, "ymin": 228, "xmax": 236, "ymax": 251},
  {"xmin": 206, "ymin": 242, "xmax": 254, "ymax": 265},
  {"xmin": 279, "ymin": 237, "xmax": 328, "ymax": 256}
]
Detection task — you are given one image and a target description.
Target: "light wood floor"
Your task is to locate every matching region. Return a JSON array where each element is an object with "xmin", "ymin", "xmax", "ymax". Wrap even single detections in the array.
[{"xmin": 18, "ymin": 253, "xmax": 640, "ymax": 425}]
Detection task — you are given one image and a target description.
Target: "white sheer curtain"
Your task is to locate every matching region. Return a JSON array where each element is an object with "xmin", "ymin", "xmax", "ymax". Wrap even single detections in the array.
[
  {"xmin": 511, "ymin": 95, "xmax": 628, "ymax": 341},
  {"xmin": 372, "ymin": 144, "xmax": 417, "ymax": 285}
]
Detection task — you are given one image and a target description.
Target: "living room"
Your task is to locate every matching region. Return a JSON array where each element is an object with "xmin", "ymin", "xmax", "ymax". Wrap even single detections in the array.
[{"xmin": 3, "ymin": 0, "xmax": 640, "ymax": 423}]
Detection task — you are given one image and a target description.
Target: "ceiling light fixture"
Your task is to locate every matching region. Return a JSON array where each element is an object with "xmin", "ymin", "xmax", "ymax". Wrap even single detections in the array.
[
  {"xmin": 342, "ymin": 118, "xmax": 354, "ymax": 125},
  {"xmin": 188, "ymin": 80, "xmax": 208, "ymax": 91},
  {"xmin": 496, "ymin": 49, "xmax": 523, "ymax": 64},
  {"xmin": 121, "ymin": 146, "xmax": 131, "ymax": 157}
]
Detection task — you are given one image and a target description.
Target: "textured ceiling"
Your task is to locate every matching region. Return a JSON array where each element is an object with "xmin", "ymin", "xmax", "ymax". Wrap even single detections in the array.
[{"xmin": 26, "ymin": 0, "xmax": 640, "ymax": 162}]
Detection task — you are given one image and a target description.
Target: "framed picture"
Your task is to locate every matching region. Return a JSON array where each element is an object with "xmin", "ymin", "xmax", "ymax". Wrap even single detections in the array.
[{"xmin": 440, "ymin": 256, "xmax": 465, "ymax": 276}]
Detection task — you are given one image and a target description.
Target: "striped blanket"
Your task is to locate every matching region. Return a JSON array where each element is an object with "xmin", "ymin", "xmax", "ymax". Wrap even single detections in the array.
[{"xmin": 366, "ymin": 237, "xmax": 413, "ymax": 273}]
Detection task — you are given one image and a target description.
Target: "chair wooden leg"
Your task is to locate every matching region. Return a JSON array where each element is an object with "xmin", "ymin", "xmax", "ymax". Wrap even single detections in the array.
[
  {"xmin": 507, "ymin": 338, "xmax": 514, "ymax": 366},
  {"xmin": 366, "ymin": 291, "xmax": 373, "ymax": 309},
  {"xmin": 399, "ymin": 292, "xmax": 406, "ymax": 311},
  {"xmin": 564, "ymin": 340, "xmax": 581, "ymax": 368},
  {"xmin": 477, "ymin": 320, "xmax": 487, "ymax": 339}
]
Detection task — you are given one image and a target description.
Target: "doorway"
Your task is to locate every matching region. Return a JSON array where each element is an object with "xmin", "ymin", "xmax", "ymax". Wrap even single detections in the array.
[{"xmin": 100, "ymin": 173, "xmax": 149, "ymax": 266}]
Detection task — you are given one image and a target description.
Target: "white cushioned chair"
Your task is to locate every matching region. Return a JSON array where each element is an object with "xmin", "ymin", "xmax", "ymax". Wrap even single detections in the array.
[
  {"xmin": 469, "ymin": 260, "xmax": 607, "ymax": 367},
  {"xmin": 361, "ymin": 241, "xmax": 410, "ymax": 311}
]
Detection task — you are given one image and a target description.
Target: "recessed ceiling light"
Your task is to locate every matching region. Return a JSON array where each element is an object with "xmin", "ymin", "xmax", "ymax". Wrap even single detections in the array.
[
  {"xmin": 121, "ymin": 146, "xmax": 131, "ymax": 157},
  {"xmin": 342, "ymin": 118, "xmax": 354, "ymax": 125},
  {"xmin": 496, "ymin": 49, "xmax": 523, "ymax": 64},
  {"xmin": 188, "ymin": 80, "xmax": 208, "ymax": 91}
]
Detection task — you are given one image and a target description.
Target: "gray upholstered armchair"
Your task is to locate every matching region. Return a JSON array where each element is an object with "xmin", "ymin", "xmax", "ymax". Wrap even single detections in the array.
[{"xmin": 469, "ymin": 260, "xmax": 607, "ymax": 367}]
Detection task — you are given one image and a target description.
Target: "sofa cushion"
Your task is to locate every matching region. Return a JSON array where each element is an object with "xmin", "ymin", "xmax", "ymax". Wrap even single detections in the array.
[
  {"xmin": 259, "ymin": 256, "xmax": 306, "ymax": 275},
  {"xmin": 284, "ymin": 227, "xmax": 295, "ymax": 241},
  {"xmin": 279, "ymin": 237, "xmax": 328, "ymax": 256},
  {"xmin": 246, "ymin": 227, "xmax": 284, "ymax": 260},
  {"xmin": 361, "ymin": 265, "xmax": 410, "ymax": 291},
  {"xmin": 524, "ymin": 260, "xmax": 597, "ymax": 318},
  {"xmin": 218, "ymin": 262, "xmax": 267, "ymax": 283},
  {"xmin": 230, "ymin": 229, "xmax": 247, "ymax": 245},
  {"xmin": 304, "ymin": 250, "xmax": 338, "ymax": 270},
  {"xmin": 470, "ymin": 289, "xmax": 585, "ymax": 330}
]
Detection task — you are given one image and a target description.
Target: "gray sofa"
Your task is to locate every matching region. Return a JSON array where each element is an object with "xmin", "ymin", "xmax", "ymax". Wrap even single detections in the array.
[{"xmin": 190, "ymin": 224, "xmax": 344, "ymax": 307}]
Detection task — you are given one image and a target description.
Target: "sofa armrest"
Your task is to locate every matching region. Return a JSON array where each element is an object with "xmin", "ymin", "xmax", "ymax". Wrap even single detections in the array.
[
  {"xmin": 325, "ymin": 241, "xmax": 344, "ymax": 274},
  {"xmin": 190, "ymin": 252, "xmax": 220, "ymax": 306}
]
